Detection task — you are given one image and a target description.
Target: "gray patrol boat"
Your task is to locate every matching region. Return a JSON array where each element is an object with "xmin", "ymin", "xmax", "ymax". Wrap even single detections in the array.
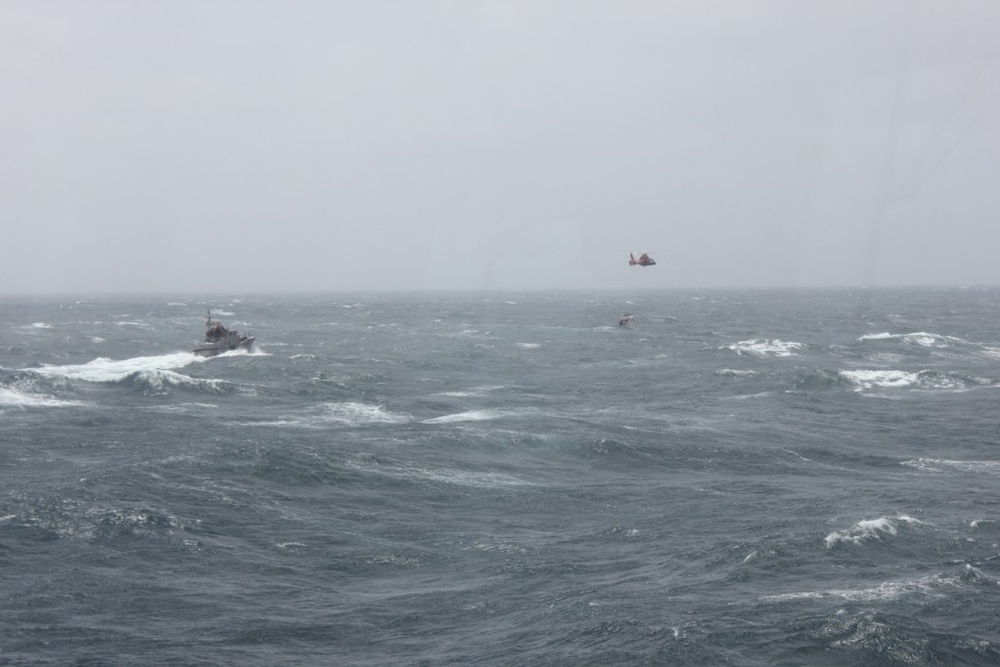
[{"xmin": 193, "ymin": 311, "xmax": 255, "ymax": 357}]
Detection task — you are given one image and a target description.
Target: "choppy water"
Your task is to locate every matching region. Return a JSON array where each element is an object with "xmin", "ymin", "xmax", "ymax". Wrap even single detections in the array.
[{"xmin": 2, "ymin": 289, "xmax": 999, "ymax": 665}]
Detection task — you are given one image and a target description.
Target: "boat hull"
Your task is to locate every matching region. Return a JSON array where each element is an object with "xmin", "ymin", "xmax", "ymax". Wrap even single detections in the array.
[{"xmin": 193, "ymin": 336, "xmax": 255, "ymax": 357}]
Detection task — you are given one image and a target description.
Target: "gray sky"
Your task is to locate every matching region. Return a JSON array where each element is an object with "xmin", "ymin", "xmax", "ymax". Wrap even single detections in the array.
[{"xmin": 3, "ymin": 1, "xmax": 999, "ymax": 293}]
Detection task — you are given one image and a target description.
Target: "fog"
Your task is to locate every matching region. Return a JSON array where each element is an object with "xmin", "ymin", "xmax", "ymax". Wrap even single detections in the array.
[{"xmin": 2, "ymin": 1, "xmax": 999, "ymax": 293}]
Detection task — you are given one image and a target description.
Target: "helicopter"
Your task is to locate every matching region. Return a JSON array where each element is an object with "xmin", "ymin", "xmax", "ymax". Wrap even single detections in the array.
[{"xmin": 628, "ymin": 252, "xmax": 656, "ymax": 267}]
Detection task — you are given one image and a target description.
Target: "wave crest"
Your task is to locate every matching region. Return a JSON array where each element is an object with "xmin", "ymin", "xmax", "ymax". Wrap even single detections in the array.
[
  {"xmin": 727, "ymin": 339, "xmax": 803, "ymax": 357},
  {"xmin": 422, "ymin": 408, "xmax": 540, "ymax": 424},
  {"xmin": 901, "ymin": 458, "xmax": 1000, "ymax": 476},
  {"xmin": 858, "ymin": 331, "xmax": 969, "ymax": 348},
  {"xmin": 0, "ymin": 386, "xmax": 84, "ymax": 408},
  {"xmin": 839, "ymin": 369, "xmax": 993, "ymax": 392},
  {"xmin": 824, "ymin": 515, "xmax": 924, "ymax": 548},
  {"xmin": 119, "ymin": 369, "xmax": 232, "ymax": 396},
  {"xmin": 28, "ymin": 353, "xmax": 204, "ymax": 383}
]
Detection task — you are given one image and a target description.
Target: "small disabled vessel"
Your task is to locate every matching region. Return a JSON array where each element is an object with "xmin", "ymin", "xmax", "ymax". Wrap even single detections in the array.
[
  {"xmin": 618, "ymin": 313, "xmax": 636, "ymax": 328},
  {"xmin": 193, "ymin": 311, "xmax": 255, "ymax": 357}
]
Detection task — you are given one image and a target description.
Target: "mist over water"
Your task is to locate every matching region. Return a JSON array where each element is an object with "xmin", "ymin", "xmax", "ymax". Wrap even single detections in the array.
[{"xmin": 2, "ymin": 289, "xmax": 999, "ymax": 665}]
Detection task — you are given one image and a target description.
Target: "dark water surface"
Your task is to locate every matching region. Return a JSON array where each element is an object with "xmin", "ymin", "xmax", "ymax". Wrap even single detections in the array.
[{"xmin": 2, "ymin": 289, "xmax": 999, "ymax": 665}]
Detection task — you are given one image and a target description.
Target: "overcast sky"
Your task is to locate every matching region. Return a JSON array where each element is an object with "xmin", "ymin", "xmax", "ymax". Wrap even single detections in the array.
[{"xmin": 2, "ymin": 1, "xmax": 999, "ymax": 293}]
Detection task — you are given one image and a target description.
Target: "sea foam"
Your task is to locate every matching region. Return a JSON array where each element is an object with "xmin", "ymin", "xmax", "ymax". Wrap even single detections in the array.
[
  {"xmin": 0, "ymin": 387, "xmax": 83, "ymax": 408},
  {"xmin": 29, "ymin": 353, "xmax": 205, "ymax": 383},
  {"xmin": 727, "ymin": 339, "xmax": 803, "ymax": 357},
  {"xmin": 839, "ymin": 369, "xmax": 992, "ymax": 392},
  {"xmin": 347, "ymin": 455, "xmax": 532, "ymax": 488},
  {"xmin": 824, "ymin": 515, "xmax": 924, "ymax": 548},
  {"xmin": 839, "ymin": 369, "xmax": 919, "ymax": 390},
  {"xmin": 901, "ymin": 458, "xmax": 1000, "ymax": 476},
  {"xmin": 422, "ymin": 408, "xmax": 540, "ymax": 424},
  {"xmin": 249, "ymin": 402, "xmax": 411, "ymax": 428},
  {"xmin": 859, "ymin": 331, "xmax": 971, "ymax": 348},
  {"xmin": 760, "ymin": 573, "xmax": 947, "ymax": 603}
]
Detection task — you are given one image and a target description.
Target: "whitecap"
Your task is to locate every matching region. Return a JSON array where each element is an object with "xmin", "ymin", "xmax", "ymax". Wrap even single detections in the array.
[
  {"xmin": 901, "ymin": 458, "xmax": 1000, "ymax": 476},
  {"xmin": 276, "ymin": 542, "xmax": 308, "ymax": 550},
  {"xmin": 318, "ymin": 402, "xmax": 410, "ymax": 426},
  {"xmin": 715, "ymin": 368, "xmax": 758, "ymax": 377},
  {"xmin": 906, "ymin": 332, "xmax": 968, "ymax": 347},
  {"xmin": 858, "ymin": 332, "xmax": 895, "ymax": 341},
  {"xmin": 760, "ymin": 574, "xmax": 945, "ymax": 603},
  {"xmin": 724, "ymin": 392, "xmax": 772, "ymax": 401},
  {"xmin": 436, "ymin": 385, "xmax": 507, "ymax": 398},
  {"xmin": 864, "ymin": 352, "xmax": 905, "ymax": 364},
  {"xmin": 824, "ymin": 515, "xmax": 924, "ymax": 548},
  {"xmin": 249, "ymin": 402, "xmax": 410, "ymax": 429},
  {"xmin": 839, "ymin": 369, "xmax": 919, "ymax": 390},
  {"xmin": 840, "ymin": 369, "xmax": 991, "ymax": 392},
  {"xmin": 148, "ymin": 402, "xmax": 219, "ymax": 414},
  {"xmin": 464, "ymin": 540, "xmax": 531, "ymax": 555},
  {"xmin": 28, "ymin": 352, "xmax": 205, "ymax": 383},
  {"xmin": 422, "ymin": 408, "xmax": 539, "ymax": 424},
  {"xmin": 347, "ymin": 456, "xmax": 531, "ymax": 489},
  {"xmin": 129, "ymin": 369, "xmax": 229, "ymax": 395},
  {"xmin": 859, "ymin": 331, "xmax": 969, "ymax": 348},
  {"xmin": 727, "ymin": 339, "xmax": 803, "ymax": 357},
  {"xmin": 0, "ymin": 387, "xmax": 84, "ymax": 408}
]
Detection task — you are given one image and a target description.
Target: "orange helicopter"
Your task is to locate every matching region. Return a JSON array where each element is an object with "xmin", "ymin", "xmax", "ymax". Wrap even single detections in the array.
[{"xmin": 628, "ymin": 252, "xmax": 657, "ymax": 267}]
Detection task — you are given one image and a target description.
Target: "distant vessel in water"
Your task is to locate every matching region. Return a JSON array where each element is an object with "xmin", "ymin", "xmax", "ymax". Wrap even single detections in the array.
[
  {"xmin": 618, "ymin": 313, "xmax": 636, "ymax": 328},
  {"xmin": 193, "ymin": 311, "xmax": 255, "ymax": 357}
]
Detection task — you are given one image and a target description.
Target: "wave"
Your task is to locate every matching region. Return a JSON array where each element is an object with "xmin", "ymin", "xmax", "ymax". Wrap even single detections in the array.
[
  {"xmin": 792, "ymin": 368, "xmax": 847, "ymax": 391},
  {"xmin": 248, "ymin": 402, "xmax": 411, "ymax": 428},
  {"xmin": 760, "ymin": 573, "xmax": 947, "ymax": 603},
  {"xmin": 122, "ymin": 370, "xmax": 232, "ymax": 395},
  {"xmin": 0, "ymin": 386, "xmax": 84, "ymax": 408},
  {"xmin": 901, "ymin": 458, "xmax": 1000, "ymax": 476},
  {"xmin": 840, "ymin": 369, "xmax": 918, "ymax": 390},
  {"xmin": 319, "ymin": 402, "xmax": 410, "ymax": 426},
  {"xmin": 727, "ymin": 339, "xmax": 803, "ymax": 357},
  {"xmin": 422, "ymin": 408, "xmax": 541, "ymax": 424},
  {"xmin": 715, "ymin": 368, "xmax": 758, "ymax": 378},
  {"xmin": 861, "ymin": 332, "xmax": 1000, "ymax": 367},
  {"xmin": 24, "ymin": 353, "xmax": 238, "ymax": 396},
  {"xmin": 346, "ymin": 454, "xmax": 532, "ymax": 489},
  {"xmin": 23, "ymin": 352, "xmax": 250, "ymax": 396},
  {"xmin": 4, "ymin": 499, "xmax": 183, "ymax": 542},
  {"xmin": 28, "ymin": 352, "xmax": 205, "ymax": 383},
  {"xmin": 436, "ymin": 385, "xmax": 508, "ymax": 398},
  {"xmin": 858, "ymin": 331, "xmax": 970, "ymax": 348},
  {"xmin": 824, "ymin": 515, "xmax": 925, "ymax": 548},
  {"xmin": 839, "ymin": 369, "xmax": 993, "ymax": 392}
]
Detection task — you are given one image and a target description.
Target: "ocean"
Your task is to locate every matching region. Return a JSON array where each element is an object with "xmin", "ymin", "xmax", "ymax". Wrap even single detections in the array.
[{"xmin": 1, "ymin": 288, "xmax": 998, "ymax": 665}]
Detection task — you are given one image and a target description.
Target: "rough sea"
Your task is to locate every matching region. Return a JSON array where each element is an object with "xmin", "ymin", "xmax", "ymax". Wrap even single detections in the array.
[{"xmin": 2, "ymin": 289, "xmax": 999, "ymax": 666}]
